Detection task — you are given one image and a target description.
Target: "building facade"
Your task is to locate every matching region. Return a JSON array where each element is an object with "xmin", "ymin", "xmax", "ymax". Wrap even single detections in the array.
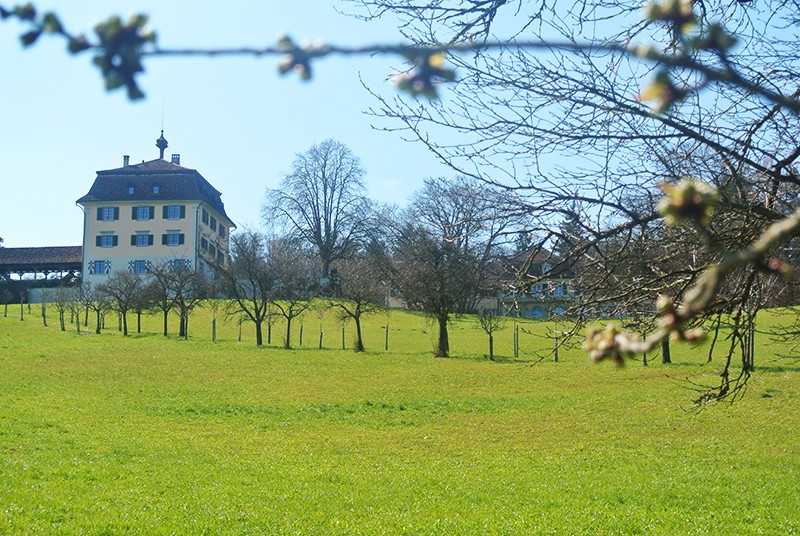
[{"xmin": 76, "ymin": 134, "xmax": 235, "ymax": 286}]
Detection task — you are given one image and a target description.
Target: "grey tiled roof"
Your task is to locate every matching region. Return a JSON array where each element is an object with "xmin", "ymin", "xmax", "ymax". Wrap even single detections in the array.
[{"xmin": 76, "ymin": 159, "xmax": 233, "ymax": 225}]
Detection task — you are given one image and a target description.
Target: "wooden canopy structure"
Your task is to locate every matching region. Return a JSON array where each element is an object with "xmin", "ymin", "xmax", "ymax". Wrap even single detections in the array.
[{"xmin": 0, "ymin": 246, "xmax": 82, "ymax": 280}]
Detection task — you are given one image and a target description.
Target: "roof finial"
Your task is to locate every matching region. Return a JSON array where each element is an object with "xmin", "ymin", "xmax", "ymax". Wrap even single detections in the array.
[{"xmin": 156, "ymin": 130, "xmax": 168, "ymax": 159}]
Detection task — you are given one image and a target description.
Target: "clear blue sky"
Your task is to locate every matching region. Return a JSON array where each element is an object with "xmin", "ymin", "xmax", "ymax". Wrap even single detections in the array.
[{"xmin": 0, "ymin": 1, "xmax": 453, "ymax": 248}]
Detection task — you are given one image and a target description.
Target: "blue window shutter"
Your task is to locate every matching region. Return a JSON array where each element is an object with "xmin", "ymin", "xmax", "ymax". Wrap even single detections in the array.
[
  {"xmin": 132, "ymin": 207, "xmax": 137, "ymax": 219},
  {"xmin": 112, "ymin": 236, "xmax": 118, "ymax": 247},
  {"xmin": 96, "ymin": 207, "xmax": 102, "ymax": 220},
  {"xmin": 180, "ymin": 206, "xmax": 186, "ymax": 219},
  {"xmin": 162, "ymin": 206, "xmax": 168, "ymax": 219},
  {"xmin": 149, "ymin": 206, "xmax": 155, "ymax": 219},
  {"xmin": 148, "ymin": 234, "xmax": 154, "ymax": 246},
  {"xmin": 113, "ymin": 207, "xmax": 119, "ymax": 220},
  {"xmin": 179, "ymin": 234, "xmax": 185, "ymax": 245},
  {"xmin": 131, "ymin": 235, "xmax": 136, "ymax": 246},
  {"xmin": 162, "ymin": 234, "xmax": 167, "ymax": 245},
  {"xmin": 96, "ymin": 236, "xmax": 102, "ymax": 247}
]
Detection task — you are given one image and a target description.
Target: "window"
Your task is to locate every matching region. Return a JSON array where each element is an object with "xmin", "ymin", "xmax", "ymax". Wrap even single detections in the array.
[
  {"xmin": 218, "ymin": 225, "xmax": 225, "ymax": 238},
  {"xmin": 209, "ymin": 244, "xmax": 217, "ymax": 257},
  {"xmin": 96, "ymin": 234, "xmax": 118, "ymax": 247},
  {"xmin": 131, "ymin": 233, "xmax": 153, "ymax": 247},
  {"xmin": 89, "ymin": 260, "xmax": 110, "ymax": 275},
  {"xmin": 129, "ymin": 260, "xmax": 150, "ymax": 274},
  {"xmin": 132, "ymin": 206, "xmax": 154, "ymax": 220},
  {"xmin": 163, "ymin": 205, "xmax": 185, "ymax": 220},
  {"xmin": 201, "ymin": 237, "xmax": 208, "ymax": 251},
  {"xmin": 217, "ymin": 251, "xmax": 225, "ymax": 264},
  {"xmin": 152, "ymin": 185, "xmax": 160, "ymax": 194},
  {"xmin": 96, "ymin": 207, "xmax": 119, "ymax": 221},
  {"xmin": 210, "ymin": 216, "xmax": 217, "ymax": 232},
  {"xmin": 201, "ymin": 209, "xmax": 209, "ymax": 224},
  {"xmin": 162, "ymin": 232, "xmax": 185, "ymax": 246},
  {"xmin": 127, "ymin": 185, "xmax": 135, "ymax": 195},
  {"xmin": 172, "ymin": 259, "xmax": 191, "ymax": 270}
]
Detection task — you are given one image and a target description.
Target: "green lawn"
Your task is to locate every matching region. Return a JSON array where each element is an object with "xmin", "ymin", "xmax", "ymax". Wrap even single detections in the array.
[{"xmin": 0, "ymin": 304, "xmax": 798, "ymax": 534}]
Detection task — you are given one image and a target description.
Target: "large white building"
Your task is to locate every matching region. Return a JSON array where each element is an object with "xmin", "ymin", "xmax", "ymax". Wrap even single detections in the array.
[{"xmin": 76, "ymin": 132, "xmax": 235, "ymax": 286}]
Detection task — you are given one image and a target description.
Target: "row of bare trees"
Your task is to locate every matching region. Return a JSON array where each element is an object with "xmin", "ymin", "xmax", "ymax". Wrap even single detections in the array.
[{"xmin": 45, "ymin": 262, "xmax": 206, "ymax": 338}]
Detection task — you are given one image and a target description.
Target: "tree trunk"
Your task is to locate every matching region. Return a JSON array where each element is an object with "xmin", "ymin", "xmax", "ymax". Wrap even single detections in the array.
[
  {"xmin": 137, "ymin": 312, "xmax": 142, "ymax": 333},
  {"xmin": 436, "ymin": 314, "xmax": 450, "ymax": 357},
  {"xmin": 59, "ymin": 312, "xmax": 65, "ymax": 331},
  {"xmin": 95, "ymin": 310, "xmax": 102, "ymax": 334},
  {"xmin": 661, "ymin": 338, "xmax": 671, "ymax": 364},
  {"xmin": 285, "ymin": 316, "xmax": 292, "ymax": 349},
  {"xmin": 354, "ymin": 316, "xmax": 364, "ymax": 352},
  {"xmin": 122, "ymin": 311, "xmax": 128, "ymax": 336},
  {"xmin": 163, "ymin": 311, "xmax": 168, "ymax": 337},
  {"xmin": 255, "ymin": 320, "xmax": 263, "ymax": 346},
  {"xmin": 488, "ymin": 333, "xmax": 494, "ymax": 361}
]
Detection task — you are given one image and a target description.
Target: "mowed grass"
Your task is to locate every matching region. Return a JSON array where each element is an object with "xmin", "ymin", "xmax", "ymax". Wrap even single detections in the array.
[{"xmin": 0, "ymin": 304, "xmax": 798, "ymax": 534}]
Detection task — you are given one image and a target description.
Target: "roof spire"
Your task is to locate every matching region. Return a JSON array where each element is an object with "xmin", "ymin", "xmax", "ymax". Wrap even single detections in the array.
[{"xmin": 156, "ymin": 130, "xmax": 168, "ymax": 159}]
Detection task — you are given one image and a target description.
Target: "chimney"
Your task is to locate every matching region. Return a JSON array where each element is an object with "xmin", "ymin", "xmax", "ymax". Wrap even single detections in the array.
[
  {"xmin": 123, "ymin": 155, "xmax": 130, "ymax": 167},
  {"xmin": 171, "ymin": 154, "xmax": 181, "ymax": 165}
]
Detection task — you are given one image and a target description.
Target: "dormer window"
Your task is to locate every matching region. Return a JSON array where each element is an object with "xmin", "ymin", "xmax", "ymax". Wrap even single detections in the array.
[
  {"xmin": 127, "ymin": 185, "xmax": 135, "ymax": 195},
  {"xmin": 153, "ymin": 184, "xmax": 160, "ymax": 194}
]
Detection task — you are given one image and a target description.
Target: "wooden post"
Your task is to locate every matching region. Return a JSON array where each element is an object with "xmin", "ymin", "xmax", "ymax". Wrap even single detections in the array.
[
  {"xmin": 212, "ymin": 318, "xmax": 217, "ymax": 343},
  {"xmin": 384, "ymin": 323, "xmax": 389, "ymax": 351},
  {"xmin": 553, "ymin": 333, "xmax": 558, "ymax": 362},
  {"xmin": 342, "ymin": 325, "xmax": 346, "ymax": 350},
  {"xmin": 238, "ymin": 318, "xmax": 243, "ymax": 342},
  {"xmin": 299, "ymin": 324, "xmax": 304, "ymax": 347},
  {"xmin": 513, "ymin": 324, "xmax": 519, "ymax": 358}
]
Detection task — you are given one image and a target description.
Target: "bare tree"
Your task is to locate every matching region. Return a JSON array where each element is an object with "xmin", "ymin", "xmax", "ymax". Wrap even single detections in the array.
[
  {"xmin": 214, "ymin": 229, "xmax": 277, "ymax": 347},
  {"xmin": 263, "ymin": 139, "xmax": 372, "ymax": 284},
  {"xmin": 329, "ymin": 255, "xmax": 386, "ymax": 352},
  {"xmin": 476, "ymin": 311, "xmax": 507, "ymax": 361},
  {"xmin": 49, "ymin": 286, "xmax": 72, "ymax": 331},
  {"xmin": 170, "ymin": 265, "xmax": 208, "ymax": 339},
  {"xmin": 377, "ymin": 176, "xmax": 511, "ymax": 357},
  {"xmin": 145, "ymin": 262, "xmax": 178, "ymax": 337},
  {"xmin": 75, "ymin": 283, "xmax": 108, "ymax": 334},
  {"xmin": 268, "ymin": 236, "xmax": 316, "ymax": 349},
  {"xmin": 97, "ymin": 271, "xmax": 143, "ymax": 336}
]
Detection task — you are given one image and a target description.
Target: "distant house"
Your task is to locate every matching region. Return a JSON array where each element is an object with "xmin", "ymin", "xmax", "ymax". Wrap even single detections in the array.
[
  {"xmin": 76, "ymin": 132, "xmax": 235, "ymax": 286},
  {"xmin": 500, "ymin": 249, "xmax": 575, "ymax": 318}
]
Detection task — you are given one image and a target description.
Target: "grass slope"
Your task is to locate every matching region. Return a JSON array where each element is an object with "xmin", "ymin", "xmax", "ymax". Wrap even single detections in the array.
[{"xmin": 0, "ymin": 304, "xmax": 798, "ymax": 534}]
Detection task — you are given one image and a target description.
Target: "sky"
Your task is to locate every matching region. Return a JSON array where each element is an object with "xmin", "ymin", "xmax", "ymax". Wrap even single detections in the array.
[{"xmin": 0, "ymin": 1, "xmax": 455, "ymax": 248}]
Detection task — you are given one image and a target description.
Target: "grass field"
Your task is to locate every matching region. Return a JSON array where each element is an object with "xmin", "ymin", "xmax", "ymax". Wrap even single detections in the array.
[{"xmin": 1, "ymin": 303, "xmax": 798, "ymax": 534}]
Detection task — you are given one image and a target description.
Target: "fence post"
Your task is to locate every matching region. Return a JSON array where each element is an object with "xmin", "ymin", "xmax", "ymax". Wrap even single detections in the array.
[{"xmin": 553, "ymin": 333, "xmax": 558, "ymax": 362}]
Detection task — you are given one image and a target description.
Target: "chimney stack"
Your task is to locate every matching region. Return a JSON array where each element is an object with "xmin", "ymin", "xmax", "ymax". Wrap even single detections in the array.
[
  {"xmin": 171, "ymin": 154, "xmax": 181, "ymax": 165},
  {"xmin": 123, "ymin": 155, "xmax": 130, "ymax": 167}
]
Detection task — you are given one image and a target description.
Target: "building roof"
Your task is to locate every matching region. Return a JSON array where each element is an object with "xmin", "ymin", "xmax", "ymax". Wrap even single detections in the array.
[
  {"xmin": 0, "ymin": 246, "xmax": 82, "ymax": 274},
  {"xmin": 76, "ymin": 158, "xmax": 234, "ymax": 225}
]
